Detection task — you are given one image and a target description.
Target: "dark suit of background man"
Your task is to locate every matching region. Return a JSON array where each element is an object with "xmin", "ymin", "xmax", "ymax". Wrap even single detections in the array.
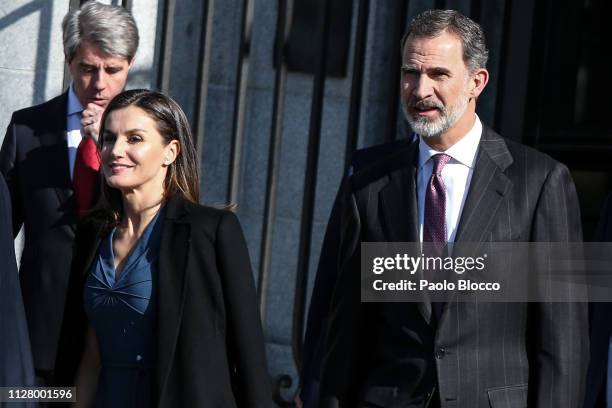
[
  {"xmin": 0, "ymin": 173, "xmax": 35, "ymax": 407},
  {"xmin": 0, "ymin": 1, "xmax": 138, "ymax": 384},
  {"xmin": 317, "ymin": 9, "xmax": 588, "ymax": 408}
]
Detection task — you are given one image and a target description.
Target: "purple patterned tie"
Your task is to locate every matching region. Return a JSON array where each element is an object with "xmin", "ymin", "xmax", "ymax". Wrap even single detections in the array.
[
  {"xmin": 424, "ymin": 153, "xmax": 451, "ymax": 253},
  {"xmin": 424, "ymin": 153, "xmax": 451, "ymax": 325}
]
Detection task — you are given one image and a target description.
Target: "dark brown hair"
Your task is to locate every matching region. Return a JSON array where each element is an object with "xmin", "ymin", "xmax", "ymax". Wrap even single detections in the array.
[{"xmin": 96, "ymin": 89, "xmax": 200, "ymax": 226}]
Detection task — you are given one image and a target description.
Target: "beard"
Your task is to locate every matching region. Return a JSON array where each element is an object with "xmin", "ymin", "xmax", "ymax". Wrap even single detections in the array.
[{"xmin": 402, "ymin": 93, "xmax": 469, "ymax": 138}]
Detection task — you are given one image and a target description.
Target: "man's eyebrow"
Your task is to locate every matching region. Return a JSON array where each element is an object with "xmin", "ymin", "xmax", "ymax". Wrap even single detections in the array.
[
  {"xmin": 428, "ymin": 67, "xmax": 451, "ymax": 75},
  {"xmin": 401, "ymin": 65, "xmax": 452, "ymax": 75}
]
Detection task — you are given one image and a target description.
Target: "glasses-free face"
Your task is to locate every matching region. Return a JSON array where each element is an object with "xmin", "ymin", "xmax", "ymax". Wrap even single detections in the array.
[
  {"xmin": 100, "ymin": 106, "xmax": 178, "ymax": 197},
  {"xmin": 400, "ymin": 31, "xmax": 487, "ymax": 140},
  {"xmin": 68, "ymin": 41, "xmax": 133, "ymax": 109}
]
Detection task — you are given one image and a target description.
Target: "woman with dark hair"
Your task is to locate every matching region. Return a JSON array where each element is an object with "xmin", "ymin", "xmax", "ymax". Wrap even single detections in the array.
[{"xmin": 55, "ymin": 89, "xmax": 270, "ymax": 407}]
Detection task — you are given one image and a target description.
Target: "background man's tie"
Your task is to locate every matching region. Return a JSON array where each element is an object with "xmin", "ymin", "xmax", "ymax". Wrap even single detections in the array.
[{"xmin": 73, "ymin": 136, "xmax": 100, "ymax": 218}]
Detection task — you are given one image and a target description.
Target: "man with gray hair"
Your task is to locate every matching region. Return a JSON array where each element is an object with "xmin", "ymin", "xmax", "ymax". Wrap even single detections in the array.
[
  {"xmin": 0, "ymin": 0, "xmax": 138, "ymax": 385},
  {"xmin": 317, "ymin": 9, "xmax": 587, "ymax": 408}
]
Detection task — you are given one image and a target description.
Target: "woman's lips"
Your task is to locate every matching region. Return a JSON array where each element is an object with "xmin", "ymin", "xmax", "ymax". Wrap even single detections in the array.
[{"xmin": 108, "ymin": 163, "xmax": 133, "ymax": 174}]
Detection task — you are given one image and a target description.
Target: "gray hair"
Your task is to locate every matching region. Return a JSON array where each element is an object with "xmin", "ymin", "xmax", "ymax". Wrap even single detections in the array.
[
  {"xmin": 401, "ymin": 9, "xmax": 488, "ymax": 73},
  {"xmin": 62, "ymin": 1, "xmax": 139, "ymax": 63}
]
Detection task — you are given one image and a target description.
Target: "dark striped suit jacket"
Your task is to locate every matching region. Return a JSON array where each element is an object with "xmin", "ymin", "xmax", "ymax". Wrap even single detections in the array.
[{"xmin": 319, "ymin": 126, "xmax": 589, "ymax": 408}]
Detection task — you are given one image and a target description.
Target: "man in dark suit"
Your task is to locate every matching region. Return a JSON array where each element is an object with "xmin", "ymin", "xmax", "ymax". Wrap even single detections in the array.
[
  {"xmin": 0, "ymin": 173, "xmax": 35, "ymax": 399},
  {"xmin": 318, "ymin": 10, "xmax": 588, "ymax": 408},
  {"xmin": 0, "ymin": 1, "xmax": 138, "ymax": 383}
]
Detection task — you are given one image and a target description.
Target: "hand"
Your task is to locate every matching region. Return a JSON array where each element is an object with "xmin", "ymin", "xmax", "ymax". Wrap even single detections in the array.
[{"xmin": 81, "ymin": 103, "xmax": 105, "ymax": 141}]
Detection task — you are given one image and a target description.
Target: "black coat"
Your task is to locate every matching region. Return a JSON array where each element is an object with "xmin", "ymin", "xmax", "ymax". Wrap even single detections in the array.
[
  {"xmin": 55, "ymin": 196, "xmax": 271, "ymax": 407},
  {"xmin": 0, "ymin": 92, "xmax": 77, "ymax": 371},
  {"xmin": 0, "ymin": 173, "xmax": 35, "ymax": 407}
]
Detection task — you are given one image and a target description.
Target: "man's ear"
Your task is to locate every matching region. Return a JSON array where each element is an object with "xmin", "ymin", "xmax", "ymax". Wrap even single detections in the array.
[
  {"xmin": 469, "ymin": 68, "xmax": 489, "ymax": 99},
  {"xmin": 128, "ymin": 55, "xmax": 136, "ymax": 70}
]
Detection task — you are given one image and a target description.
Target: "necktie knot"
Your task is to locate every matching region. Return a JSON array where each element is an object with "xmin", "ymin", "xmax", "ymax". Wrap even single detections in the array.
[{"xmin": 431, "ymin": 153, "xmax": 451, "ymax": 175}]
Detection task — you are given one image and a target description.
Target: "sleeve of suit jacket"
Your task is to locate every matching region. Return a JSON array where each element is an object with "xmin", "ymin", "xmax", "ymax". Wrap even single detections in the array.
[
  {"xmin": 0, "ymin": 115, "xmax": 24, "ymax": 237},
  {"xmin": 301, "ymin": 141, "xmax": 408, "ymax": 406},
  {"xmin": 0, "ymin": 173, "xmax": 35, "ymax": 396},
  {"xmin": 319, "ymin": 177, "xmax": 369, "ymax": 407},
  {"xmin": 300, "ymin": 176, "xmax": 347, "ymax": 405},
  {"xmin": 529, "ymin": 162, "xmax": 589, "ymax": 407},
  {"xmin": 216, "ymin": 212, "xmax": 272, "ymax": 407}
]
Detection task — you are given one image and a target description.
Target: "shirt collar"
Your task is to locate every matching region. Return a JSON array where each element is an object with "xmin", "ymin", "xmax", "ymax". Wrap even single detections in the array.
[
  {"xmin": 418, "ymin": 114, "xmax": 482, "ymax": 170},
  {"xmin": 67, "ymin": 83, "xmax": 83, "ymax": 116}
]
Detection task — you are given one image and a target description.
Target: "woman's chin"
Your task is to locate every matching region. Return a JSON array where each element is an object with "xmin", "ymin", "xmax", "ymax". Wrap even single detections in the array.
[{"xmin": 105, "ymin": 179, "xmax": 132, "ymax": 191}]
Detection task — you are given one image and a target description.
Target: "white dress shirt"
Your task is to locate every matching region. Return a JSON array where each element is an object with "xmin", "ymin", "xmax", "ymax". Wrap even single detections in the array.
[
  {"xmin": 417, "ymin": 115, "xmax": 483, "ymax": 244},
  {"xmin": 66, "ymin": 84, "xmax": 83, "ymax": 181}
]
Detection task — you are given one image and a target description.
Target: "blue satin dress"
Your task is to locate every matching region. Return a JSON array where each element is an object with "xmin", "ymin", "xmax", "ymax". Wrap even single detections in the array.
[{"xmin": 84, "ymin": 210, "xmax": 164, "ymax": 408}]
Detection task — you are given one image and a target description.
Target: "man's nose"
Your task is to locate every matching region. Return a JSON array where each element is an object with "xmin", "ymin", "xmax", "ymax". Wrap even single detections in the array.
[
  {"xmin": 93, "ymin": 70, "xmax": 107, "ymax": 91},
  {"xmin": 411, "ymin": 76, "xmax": 434, "ymax": 100}
]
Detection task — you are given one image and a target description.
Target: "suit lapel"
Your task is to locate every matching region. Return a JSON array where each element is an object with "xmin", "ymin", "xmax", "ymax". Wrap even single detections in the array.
[
  {"xmin": 379, "ymin": 146, "xmax": 419, "ymax": 243},
  {"xmin": 39, "ymin": 92, "xmax": 76, "ymax": 230},
  {"xmin": 439, "ymin": 127, "xmax": 514, "ymax": 323},
  {"xmin": 454, "ymin": 127, "xmax": 513, "ymax": 244},
  {"xmin": 378, "ymin": 143, "xmax": 434, "ymax": 325},
  {"xmin": 81, "ymin": 235, "xmax": 103, "ymax": 278},
  {"xmin": 156, "ymin": 197, "xmax": 191, "ymax": 401}
]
